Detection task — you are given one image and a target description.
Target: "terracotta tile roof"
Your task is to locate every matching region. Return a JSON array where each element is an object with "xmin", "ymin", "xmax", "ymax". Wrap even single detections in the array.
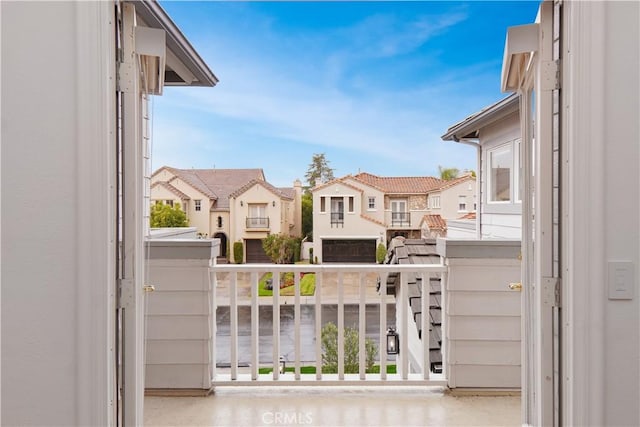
[
  {"xmin": 151, "ymin": 181, "xmax": 191, "ymax": 200},
  {"xmin": 153, "ymin": 166, "xmax": 265, "ymax": 210},
  {"xmin": 278, "ymin": 187, "xmax": 296, "ymax": 199},
  {"xmin": 353, "ymin": 172, "xmax": 443, "ymax": 194},
  {"xmin": 421, "ymin": 214, "xmax": 447, "ymax": 231},
  {"xmin": 229, "ymin": 179, "xmax": 294, "ymax": 201},
  {"xmin": 361, "ymin": 213, "xmax": 385, "ymax": 227},
  {"xmin": 458, "ymin": 212, "xmax": 476, "ymax": 220},
  {"xmin": 310, "ymin": 176, "xmax": 365, "ymax": 194}
]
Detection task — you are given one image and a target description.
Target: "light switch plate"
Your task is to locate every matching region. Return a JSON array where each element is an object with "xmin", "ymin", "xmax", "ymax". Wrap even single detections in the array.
[{"xmin": 608, "ymin": 261, "xmax": 635, "ymax": 300}]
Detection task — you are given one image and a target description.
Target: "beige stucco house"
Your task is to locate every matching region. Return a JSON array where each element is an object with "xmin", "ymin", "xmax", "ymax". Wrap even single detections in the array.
[
  {"xmin": 151, "ymin": 166, "xmax": 302, "ymax": 261},
  {"xmin": 311, "ymin": 172, "xmax": 476, "ymax": 262}
]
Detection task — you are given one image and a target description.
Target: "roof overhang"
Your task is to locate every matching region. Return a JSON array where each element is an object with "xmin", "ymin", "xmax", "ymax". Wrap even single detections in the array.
[
  {"xmin": 134, "ymin": 0, "xmax": 219, "ymax": 88},
  {"xmin": 500, "ymin": 23, "xmax": 539, "ymax": 92},
  {"xmin": 441, "ymin": 93, "xmax": 519, "ymax": 142}
]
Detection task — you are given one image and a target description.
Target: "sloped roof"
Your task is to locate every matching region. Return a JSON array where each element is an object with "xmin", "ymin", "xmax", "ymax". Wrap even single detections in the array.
[
  {"xmin": 153, "ymin": 166, "xmax": 265, "ymax": 210},
  {"xmin": 310, "ymin": 176, "xmax": 366, "ymax": 194},
  {"xmin": 151, "ymin": 181, "xmax": 191, "ymax": 200},
  {"xmin": 353, "ymin": 172, "xmax": 443, "ymax": 194},
  {"xmin": 458, "ymin": 212, "xmax": 477, "ymax": 220},
  {"xmin": 431, "ymin": 173, "xmax": 475, "ymax": 192},
  {"xmin": 229, "ymin": 179, "xmax": 294, "ymax": 201},
  {"xmin": 278, "ymin": 187, "xmax": 296, "ymax": 199},
  {"xmin": 421, "ymin": 214, "xmax": 447, "ymax": 231}
]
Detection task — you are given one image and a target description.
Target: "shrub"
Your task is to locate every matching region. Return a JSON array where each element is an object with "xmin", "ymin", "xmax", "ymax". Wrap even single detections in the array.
[
  {"xmin": 376, "ymin": 243, "xmax": 387, "ymax": 264},
  {"xmin": 309, "ymin": 247, "xmax": 314, "ymax": 264},
  {"xmin": 150, "ymin": 202, "xmax": 188, "ymax": 227},
  {"xmin": 262, "ymin": 233, "xmax": 299, "ymax": 264},
  {"xmin": 233, "ymin": 241, "xmax": 244, "ymax": 264},
  {"xmin": 321, "ymin": 322, "xmax": 378, "ymax": 373}
]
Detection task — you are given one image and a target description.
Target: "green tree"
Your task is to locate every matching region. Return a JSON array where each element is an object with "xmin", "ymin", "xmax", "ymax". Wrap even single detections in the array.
[
  {"xmin": 301, "ymin": 192, "xmax": 313, "ymax": 240},
  {"xmin": 321, "ymin": 322, "xmax": 378, "ymax": 373},
  {"xmin": 150, "ymin": 202, "xmax": 188, "ymax": 227},
  {"xmin": 438, "ymin": 165, "xmax": 459, "ymax": 181},
  {"xmin": 305, "ymin": 153, "xmax": 335, "ymax": 188},
  {"xmin": 262, "ymin": 233, "xmax": 299, "ymax": 264}
]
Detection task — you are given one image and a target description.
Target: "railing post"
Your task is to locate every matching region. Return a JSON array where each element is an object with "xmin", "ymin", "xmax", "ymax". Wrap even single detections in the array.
[
  {"xmin": 337, "ymin": 272, "xmax": 344, "ymax": 380},
  {"xmin": 399, "ymin": 272, "xmax": 409, "ymax": 380},
  {"xmin": 230, "ymin": 272, "xmax": 238, "ymax": 380},
  {"xmin": 272, "ymin": 271, "xmax": 280, "ymax": 380},
  {"xmin": 379, "ymin": 272, "xmax": 388, "ymax": 380},
  {"xmin": 251, "ymin": 272, "xmax": 259, "ymax": 380},
  {"xmin": 211, "ymin": 269, "xmax": 217, "ymax": 382},
  {"xmin": 315, "ymin": 271, "xmax": 323, "ymax": 380},
  {"xmin": 294, "ymin": 270, "xmax": 301, "ymax": 380},
  {"xmin": 359, "ymin": 272, "xmax": 366, "ymax": 380}
]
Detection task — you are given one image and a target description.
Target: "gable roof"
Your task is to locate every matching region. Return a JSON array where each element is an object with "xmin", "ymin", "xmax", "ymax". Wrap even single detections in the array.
[
  {"xmin": 430, "ymin": 173, "xmax": 475, "ymax": 192},
  {"xmin": 441, "ymin": 93, "xmax": 519, "ymax": 142},
  {"xmin": 353, "ymin": 172, "xmax": 443, "ymax": 194},
  {"xmin": 229, "ymin": 179, "xmax": 294, "ymax": 201},
  {"xmin": 310, "ymin": 176, "xmax": 367, "ymax": 194},
  {"xmin": 151, "ymin": 181, "xmax": 191, "ymax": 200},
  {"xmin": 152, "ymin": 166, "xmax": 265, "ymax": 210},
  {"xmin": 421, "ymin": 214, "xmax": 447, "ymax": 231}
]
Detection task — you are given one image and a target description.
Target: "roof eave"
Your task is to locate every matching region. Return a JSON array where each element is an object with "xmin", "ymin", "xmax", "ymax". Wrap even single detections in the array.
[{"xmin": 134, "ymin": 0, "xmax": 219, "ymax": 87}]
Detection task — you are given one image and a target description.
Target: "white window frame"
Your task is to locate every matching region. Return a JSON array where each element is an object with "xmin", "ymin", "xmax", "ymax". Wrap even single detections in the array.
[
  {"xmin": 430, "ymin": 195, "xmax": 441, "ymax": 209},
  {"xmin": 319, "ymin": 196, "xmax": 326, "ymax": 213},
  {"xmin": 367, "ymin": 196, "xmax": 376, "ymax": 210},
  {"xmin": 348, "ymin": 196, "xmax": 355, "ymax": 213},
  {"xmin": 487, "ymin": 143, "xmax": 513, "ymax": 204},
  {"xmin": 195, "ymin": 199, "xmax": 201, "ymax": 211}
]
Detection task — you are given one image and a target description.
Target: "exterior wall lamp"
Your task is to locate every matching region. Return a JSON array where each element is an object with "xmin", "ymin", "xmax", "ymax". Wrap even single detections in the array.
[
  {"xmin": 386, "ymin": 328, "xmax": 399, "ymax": 355},
  {"xmin": 273, "ymin": 201, "xmax": 276, "ymax": 207},
  {"xmin": 240, "ymin": 201, "xmax": 243, "ymax": 206}
]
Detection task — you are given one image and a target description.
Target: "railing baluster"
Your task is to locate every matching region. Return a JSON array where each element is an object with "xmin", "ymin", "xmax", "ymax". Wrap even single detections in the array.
[
  {"xmin": 359, "ymin": 272, "xmax": 366, "ymax": 380},
  {"xmin": 251, "ymin": 272, "xmax": 259, "ymax": 380},
  {"xmin": 421, "ymin": 272, "xmax": 430, "ymax": 380},
  {"xmin": 315, "ymin": 271, "xmax": 322, "ymax": 380},
  {"xmin": 230, "ymin": 272, "xmax": 238, "ymax": 380},
  {"xmin": 379, "ymin": 272, "xmax": 388, "ymax": 380},
  {"xmin": 441, "ymin": 269, "xmax": 448, "ymax": 380},
  {"xmin": 272, "ymin": 271, "xmax": 280, "ymax": 380},
  {"xmin": 400, "ymin": 272, "xmax": 408, "ymax": 380},
  {"xmin": 211, "ymin": 270, "xmax": 217, "ymax": 381},
  {"xmin": 294, "ymin": 270, "xmax": 301, "ymax": 380},
  {"xmin": 337, "ymin": 272, "xmax": 344, "ymax": 380}
]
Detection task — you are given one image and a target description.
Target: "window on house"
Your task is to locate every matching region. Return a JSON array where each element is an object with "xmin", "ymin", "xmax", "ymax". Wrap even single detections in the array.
[
  {"xmin": 348, "ymin": 196, "xmax": 354, "ymax": 213},
  {"xmin": 515, "ymin": 139, "xmax": 522, "ymax": 202},
  {"xmin": 320, "ymin": 196, "xmax": 326, "ymax": 213},
  {"xmin": 391, "ymin": 199, "xmax": 409, "ymax": 226},
  {"xmin": 430, "ymin": 196, "xmax": 441, "ymax": 209},
  {"xmin": 368, "ymin": 196, "xmax": 376, "ymax": 210},
  {"xmin": 217, "ymin": 216, "xmax": 223, "ymax": 228},
  {"xmin": 458, "ymin": 196, "xmax": 467, "ymax": 212},
  {"xmin": 330, "ymin": 197, "xmax": 344, "ymax": 226},
  {"xmin": 247, "ymin": 204, "xmax": 268, "ymax": 228},
  {"xmin": 489, "ymin": 144, "xmax": 512, "ymax": 202},
  {"xmin": 165, "ymin": 199, "xmax": 173, "ymax": 207},
  {"xmin": 195, "ymin": 200, "xmax": 201, "ymax": 211}
]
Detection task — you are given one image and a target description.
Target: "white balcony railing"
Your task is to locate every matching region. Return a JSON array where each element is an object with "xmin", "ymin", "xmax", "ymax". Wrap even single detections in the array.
[{"xmin": 210, "ymin": 263, "xmax": 447, "ymax": 387}]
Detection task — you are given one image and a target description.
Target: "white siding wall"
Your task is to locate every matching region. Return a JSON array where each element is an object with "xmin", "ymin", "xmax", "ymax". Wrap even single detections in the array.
[
  {"xmin": 1, "ymin": 2, "xmax": 116, "ymax": 425},
  {"xmin": 479, "ymin": 112, "xmax": 521, "ymax": 239}
]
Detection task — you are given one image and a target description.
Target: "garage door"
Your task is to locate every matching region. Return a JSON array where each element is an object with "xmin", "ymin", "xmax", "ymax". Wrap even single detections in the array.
[
  {"xmin": 245, "ymin": 239, "xmax": 272, "ymax": 263},
  {"xmin": 322, "ymin": 239, "xmax": 376, "ymax": 263}
]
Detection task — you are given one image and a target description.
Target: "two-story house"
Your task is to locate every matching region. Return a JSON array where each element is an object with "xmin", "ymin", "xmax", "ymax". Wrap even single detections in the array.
[
  {"xmin": 311, "ymin": 172, "xmax": 476, "ymax": 263},
  {"xmin": 150, "ymin": 166, "xmax": 302, "ymax": 262}
]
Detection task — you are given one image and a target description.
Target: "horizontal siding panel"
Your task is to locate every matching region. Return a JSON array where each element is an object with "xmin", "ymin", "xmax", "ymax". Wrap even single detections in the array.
[
  {"xmin": 449, "ymin": 340, "xmax": 521, "ymax": 365},
  {"xmin": 146, "ymin": 291, "xmax": 210, "ymax": 315},
  {"xmin": 448, "ymin": 316, "xmax": 521, "ymax": 341},
  {"xmin": 148, "ymin": 266, "xmax": 211, "ymax": 291},
  {"xmin": 452, "ymin": 365, "xmax": 521, "ymax": 388},
  {"xmin": 447, "ymin": 263, "xmax": 520, "ymax": 292},
  {"xmin": 146, "ymin": 315, "xmax": 211, "ymax": 340},
  {"xmin": 447, "ymin": 291, "xmax": 521, "ymax": 316},
  {"xmin": 145, "ymin": 364, "xmax": 210, "ymax": 389},
  {"xmin": 146, "ymin": 339, "xmax": 209, "ymax": 364}
]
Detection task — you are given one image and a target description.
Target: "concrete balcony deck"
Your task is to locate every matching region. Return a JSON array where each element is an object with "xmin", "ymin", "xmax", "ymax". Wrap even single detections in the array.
[{"xmin": 145, "ymin": 386, "xmax": 520, "ymax": 426}]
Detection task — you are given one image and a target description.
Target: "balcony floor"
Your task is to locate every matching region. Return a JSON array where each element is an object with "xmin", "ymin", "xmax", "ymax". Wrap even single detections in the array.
[{"xmin": 144, "ymin": 386, "xmax": 520, "ymax": 426}]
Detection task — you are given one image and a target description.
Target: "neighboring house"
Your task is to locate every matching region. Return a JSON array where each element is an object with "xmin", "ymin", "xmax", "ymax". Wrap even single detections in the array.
[
  {"xmin": 420, "ymin": 214, "xmax": 448, "ymax": 239},
  {"xmin": 441, "ymin": 94, "xmax": 521, "ymax": 239},
  {"xmin": 150, "ymin": 166, "xmax": 302, "ymax": 262},
  {"xmin": 311, "ymin": 172, "xmax": 476, "ymax": 263}
]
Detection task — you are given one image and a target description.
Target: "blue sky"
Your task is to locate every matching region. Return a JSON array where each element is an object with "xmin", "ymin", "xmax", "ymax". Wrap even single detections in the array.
[{"xmin": 153, "ymin": 1, "xmax": 539, "ymax": 187}]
